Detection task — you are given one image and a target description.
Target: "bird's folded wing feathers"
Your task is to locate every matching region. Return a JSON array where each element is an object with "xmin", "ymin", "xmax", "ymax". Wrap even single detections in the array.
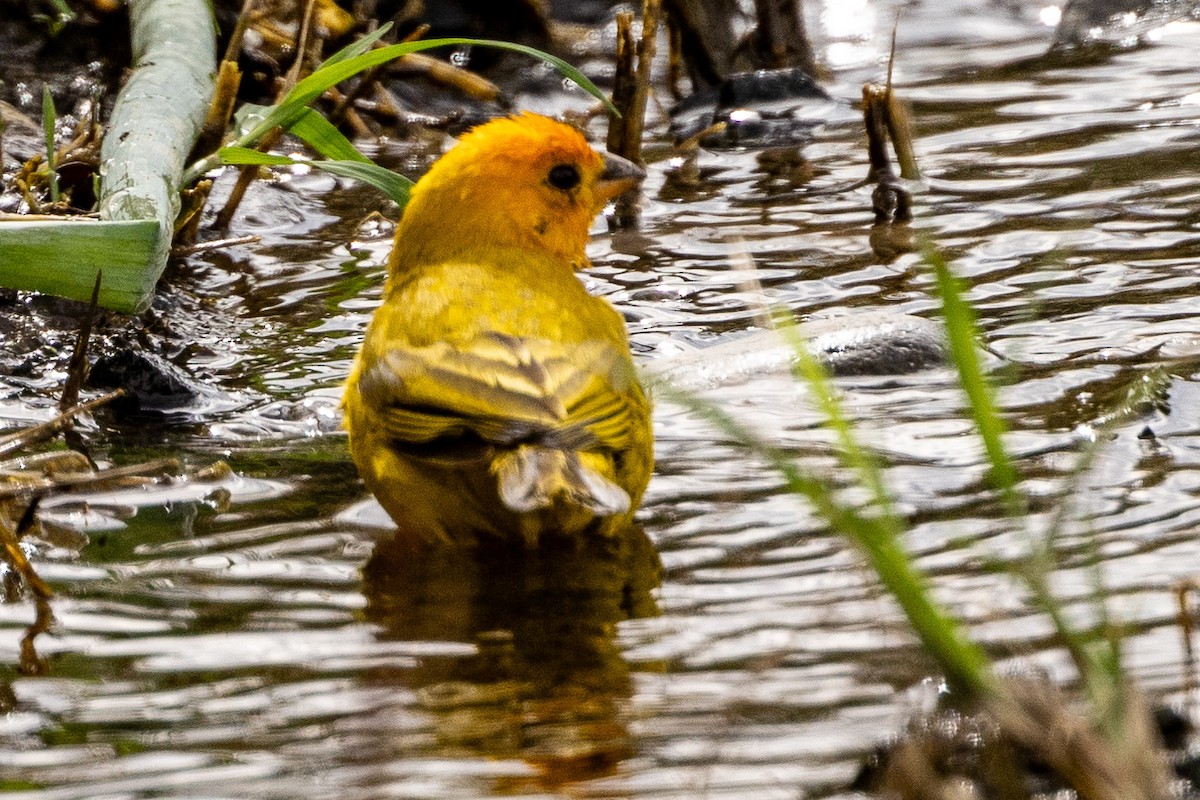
[{"xmin": 359, "ymin": 334, "xmax": 641, "ymax": 449}]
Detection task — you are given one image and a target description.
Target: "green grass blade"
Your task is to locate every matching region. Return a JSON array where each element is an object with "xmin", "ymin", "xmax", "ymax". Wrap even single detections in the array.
[
  {"xmin": 927, "ymin": 246, "xmax": 1021, "ymax": 509},
  {"xmin": 217, "ymin": 147, "xmax": 412, "ymax": 204},
  {"xmin": 217, "ymin": 147, "xmax": 295, "ymax": 166},
  {"xmin": 1019, "ymin": 372, "xmax": 1169, "ymax": 736},
  {"xmin": 775, "ymin": 313, "xmax": 903, "ymax": 533},
  {"xmin": 282, "ymin": 38, "xmax": 615, "ymax": 118},
  {"xmin": 320, "ymin": 21, "xmax": 393, "ymax": 67},
  {"xmin": 656, "ymin": 381, "xmax": 996, "ymax": 700},
  {"xmin": 41, "ymin": 86, "xmax": 59, "ymax": 203},
  {"xmin": 927, "ymin": 244, "xmax": 1131, "ymax": 733},
  {"xmin": 305, "ymin": 159, "xmax": 411, "ymax": 204},
  {"xmin": 287, "ymin": 109, "xmax": 371, "ymax": 163}
]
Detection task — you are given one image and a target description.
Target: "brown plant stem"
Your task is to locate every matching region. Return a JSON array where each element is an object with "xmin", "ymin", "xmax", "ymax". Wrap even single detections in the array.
[
  {"xmin": 607, "ymin": 0, "xmax": 660, "ymax": 229},
  {"xmin": 213, "ymin": 0, "xmax": 318, "ymax": 231}
]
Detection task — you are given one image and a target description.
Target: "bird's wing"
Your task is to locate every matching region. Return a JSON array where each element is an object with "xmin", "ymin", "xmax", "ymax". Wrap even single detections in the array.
[{"xmin": 358, "ymin": 333, "xmax": 642, "ymax": 452}]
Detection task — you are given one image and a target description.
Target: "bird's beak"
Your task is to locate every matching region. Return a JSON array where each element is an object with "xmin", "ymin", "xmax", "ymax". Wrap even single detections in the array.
[{"xmin": 595, "ymin": 151, "xmax": 646, "ymax": 204}]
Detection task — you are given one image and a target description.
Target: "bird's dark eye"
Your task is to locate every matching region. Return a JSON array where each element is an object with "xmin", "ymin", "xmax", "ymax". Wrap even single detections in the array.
[{"xmin": 547, "ymin": 164, "xmax": 581, "ymax": 190}]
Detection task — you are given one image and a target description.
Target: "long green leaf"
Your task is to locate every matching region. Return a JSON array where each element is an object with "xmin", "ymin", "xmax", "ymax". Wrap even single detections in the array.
[
  {"xmin": 304, "ymin": 159, "xmax": 411, "ymax": 204},
  {"xmin": 925, "ymin": 245, "xmax": 1143, "ymax": 741},
  {"xmin": 216, "ymin": 147, "xmax": 296, "ymax": 166},
  {"xmin": 320, "ymin": 21, "xmax": 394, "ymax": 67},
  {"xmin": 184, "ymin": 35, "xmax": 616, "ymax": 185},
  {"xmin": 218, "ymin": 147, "xmax": 411, "ymax": 204},
  {"xmin": 283, "ymin": 37, "xmax": 614, "ymax": 116},
  {"xmin": 288, "ymin": 109, "xmax": 371, "ymax": 163},
  {"xmin": 0, "ymin": 219, "xmax": 161, "ymax": 310},
  {"xmin": 230, "ymin": 105, "xmax": 374, "ymax": 167}
]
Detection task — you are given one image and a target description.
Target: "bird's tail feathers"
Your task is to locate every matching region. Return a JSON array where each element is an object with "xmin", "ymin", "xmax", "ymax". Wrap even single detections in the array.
[{"xmin": 492, "ymin": 445, "xmax": 630, "ymax": 518}]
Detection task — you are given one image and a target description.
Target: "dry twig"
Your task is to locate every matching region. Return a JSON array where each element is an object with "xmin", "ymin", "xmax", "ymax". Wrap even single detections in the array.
[
  {"xmin": 0, "ymin": 391, "xmax": 124, "ymax": 460},
  {"xmin": 607, "ymin": 0, "xmax": 661, "ymax": 228}
]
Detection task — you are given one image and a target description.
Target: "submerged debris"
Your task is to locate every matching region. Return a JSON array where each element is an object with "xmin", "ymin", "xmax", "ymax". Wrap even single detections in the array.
[{"xmin": 669, "ymin": 66, "xmax": 835, "ymax": 147}]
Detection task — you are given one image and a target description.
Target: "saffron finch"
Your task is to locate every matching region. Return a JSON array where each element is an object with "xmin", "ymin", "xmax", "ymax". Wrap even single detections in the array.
[{"xmin": 344, "ymin": 113, "xmax": 651, "ymax": 546}]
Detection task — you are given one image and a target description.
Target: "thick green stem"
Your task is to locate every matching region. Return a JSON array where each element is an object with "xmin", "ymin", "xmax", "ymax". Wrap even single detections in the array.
[
  {"xmin": 0, "ymin": 0, "xmax": 216, "ymax": 312},
  {"xmin": 98, "ymin": 0, "xmax": 216, "ymax": 310}
]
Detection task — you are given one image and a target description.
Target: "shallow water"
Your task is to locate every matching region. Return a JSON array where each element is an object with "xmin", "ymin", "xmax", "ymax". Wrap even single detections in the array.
[{"xmin": 4, "ymin": 0, "xmax": 1200, "ymax": 797}]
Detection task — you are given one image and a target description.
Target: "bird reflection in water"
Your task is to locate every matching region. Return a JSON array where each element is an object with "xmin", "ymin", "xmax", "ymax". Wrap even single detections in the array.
[{"xmin": 360, "ymin": 526, "xmax": 661, "ymax": 789}]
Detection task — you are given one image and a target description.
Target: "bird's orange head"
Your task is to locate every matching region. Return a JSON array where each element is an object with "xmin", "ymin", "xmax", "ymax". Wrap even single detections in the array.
[{"xmin": 388, "ymin": 113, "xmax": 644, "ymax": 273}]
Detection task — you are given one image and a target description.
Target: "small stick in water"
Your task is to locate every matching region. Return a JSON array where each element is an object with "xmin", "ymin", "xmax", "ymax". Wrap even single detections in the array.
[
  {"xmin": 58, "ymin": 271, "xmax": 101, "ymax": 413},
  {"xmin": 0, "ymin": 501, "xmax": 53, "ymax": 676},
  {"xmin": 862, "ymin": 83, "xmax": 911, "ymax": 224},
  {"xmin": 0, "ymin": 390, "xmax": 124, "ymax": 460}
]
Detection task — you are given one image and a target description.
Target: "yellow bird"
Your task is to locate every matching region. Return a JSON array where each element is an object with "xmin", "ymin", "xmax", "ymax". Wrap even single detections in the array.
[{"xmin": 343, "ymin": 113, "xmax": 651, "ymax": 547}]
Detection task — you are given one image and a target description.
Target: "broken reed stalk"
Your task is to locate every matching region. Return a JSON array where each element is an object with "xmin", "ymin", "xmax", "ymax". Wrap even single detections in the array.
[
  {"xmin": 324, "ymin": 86, "xmax": 373, "ymax": 138},
  {"xmin": 631, "ymin": 0, "xmax": 661, "ymax": 149},
  {"xmin": 608, "ymin": 13, "xmax": 636, "ymax": 153},
  {"xmin": 181, "ymin": 0, "xmax": 249, "ymax": 240},
  {"xmin": 884, "ymin": 19, "xmax": 919, "ymax": 181},
  {"xmin": 191, "ymin": 60, "xmax": 244, "ymax": 166},
  {"xmin": 329, "ymin": 62, "xmax": 385, "ymax": 128},
  {"xmin": 862, "ymin": 83, "xmax": 912, "ymax": 224},
  {"xmin": 861, "ymin": 23, "xmax": 918, "ymax": 236},
  {"xmin": 0, "ymin": 508, "xmax": 52, "ymax": 601},
  {"xmin": 607, "ymin": 0, "xmax": 661, "ymax": 228},
  {"xmin": 666, "ymin": 17, "xmax": 685, "ymax": 100},
  {"xmin": 20, "ymin": 586, "xmax": 53, "ymax": 676},
  {"xmin": 391, "ymin": 53, "xmax": 504, "ymax": 103},
  {"xmin": 212, "ymin": 127, "xmax": 282, "ymax": 230},
  {"xmin": 175, "ymin": 178, "xmax": 213, "ymax": 244},
  {"xmin": 221, "ymin": 0, "xmax": 258, "ymax": 64},
  {"xmin": 884, "ymin": 90, "xmax": 919, "ymax": 182},
  {"xmin": 171, "ymin": 233, "xmax": 260, "ymax": 256}
]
